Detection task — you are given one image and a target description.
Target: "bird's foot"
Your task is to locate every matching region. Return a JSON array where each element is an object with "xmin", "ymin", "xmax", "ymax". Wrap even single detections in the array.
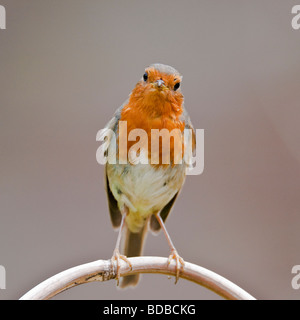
[
  {"xmin": 167, "ymin": 249, "xmax": 185, "ymax": 284},
  {"xmin": 110, "ymin": 248, "xmax": 132, "ymax": 286}
]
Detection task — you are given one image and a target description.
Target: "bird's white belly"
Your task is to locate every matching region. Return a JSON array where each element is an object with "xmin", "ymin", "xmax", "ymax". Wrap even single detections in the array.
[{"xmin": 106, "ymin": 163, "xmax": 186, "ymax": 220}]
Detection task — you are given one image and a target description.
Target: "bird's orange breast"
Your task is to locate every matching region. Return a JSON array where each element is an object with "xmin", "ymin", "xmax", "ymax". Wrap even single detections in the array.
[{"xmin": 118, "ymin": 90, "xmax": 185, "ymax": 166}]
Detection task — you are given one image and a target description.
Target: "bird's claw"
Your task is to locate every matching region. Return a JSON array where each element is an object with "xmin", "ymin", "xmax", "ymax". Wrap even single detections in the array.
[
  {"xmin": 110, "ymin": 248, "xmax": 132, "ymax": 286},
  {"xmin": 167, "ymin": 249, "xmax": 185, "ymax": 284}
]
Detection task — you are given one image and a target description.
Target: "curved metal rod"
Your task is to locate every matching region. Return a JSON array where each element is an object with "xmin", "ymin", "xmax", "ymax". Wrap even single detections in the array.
[{"xmin": 19, "ymin": 256, "xmax": 256, "ymax": 300}]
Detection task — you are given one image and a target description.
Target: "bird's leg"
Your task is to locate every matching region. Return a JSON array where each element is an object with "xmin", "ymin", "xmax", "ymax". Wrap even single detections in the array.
[
  {"xmin": 155, "ymin": 213, "xmax": 184, "ymax": 284},
  {"xmin": 111, "ymin": 205, "xmax": 132, "ymax": 286}
]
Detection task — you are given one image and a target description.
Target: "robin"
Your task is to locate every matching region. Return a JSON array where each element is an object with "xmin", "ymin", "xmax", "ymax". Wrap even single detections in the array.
[{"xmin": 102, "ymin": 63, "xmax": 195, "ymax": 288}]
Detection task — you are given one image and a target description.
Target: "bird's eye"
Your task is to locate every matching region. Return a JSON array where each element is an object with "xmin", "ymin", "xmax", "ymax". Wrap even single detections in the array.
[
  {"xmin": 143, "ymin": 72, "xmax": 148, "ymax": 81},
  {"xmin": 174, "ymin": 82, "xmax": 180, "ymax": 91}
]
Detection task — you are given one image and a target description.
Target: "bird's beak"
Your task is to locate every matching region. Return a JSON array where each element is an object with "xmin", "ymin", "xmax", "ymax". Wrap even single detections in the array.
[{"xmin": 156, "ymin": 79, "xmax": 165, "ymax": 88}]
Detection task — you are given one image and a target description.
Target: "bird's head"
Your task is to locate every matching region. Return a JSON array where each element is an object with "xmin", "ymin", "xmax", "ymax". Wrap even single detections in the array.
[{"xmin": 129, "ymin": 63, "xmax": 184, "ymax": 116}]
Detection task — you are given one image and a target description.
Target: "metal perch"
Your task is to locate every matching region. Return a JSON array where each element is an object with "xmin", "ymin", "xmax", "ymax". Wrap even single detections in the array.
[{"xmin": 19, "ymin": 256, "xmax": 256, "ymax": 300}]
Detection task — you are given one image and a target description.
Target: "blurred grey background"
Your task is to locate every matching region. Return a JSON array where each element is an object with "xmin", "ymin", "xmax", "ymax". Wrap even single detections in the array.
[{"xmin": 1, "ymin": 0, "xmax": 300, "ymax": 300}]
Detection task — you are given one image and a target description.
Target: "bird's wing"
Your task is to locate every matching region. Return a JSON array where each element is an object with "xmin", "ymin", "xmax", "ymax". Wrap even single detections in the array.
[
  {"xmin": 180, "ymin": 105, "xmax": 196, "ymax": 169},
  {"xmin": 105, "ymin": 172, "xmax": 122, "ymax": 228},
  {"xmin": 150, "ymin": 191, "xmax": 179, "ymax": 233},
  {"xmin": 102, "ymin": 103, "xmax": 126, "ymax": 228}
]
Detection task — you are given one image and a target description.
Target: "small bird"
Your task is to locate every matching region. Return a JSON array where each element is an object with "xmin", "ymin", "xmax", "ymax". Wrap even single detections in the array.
[{"xmin": 102, "ymin": 63, "xmax": 195, "ymax": 288}]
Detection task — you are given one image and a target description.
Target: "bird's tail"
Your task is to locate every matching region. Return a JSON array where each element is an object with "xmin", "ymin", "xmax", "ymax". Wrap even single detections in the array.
[{"xmin": 120, "ymin": 222, "xmax": 148, "ymax": 288}]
